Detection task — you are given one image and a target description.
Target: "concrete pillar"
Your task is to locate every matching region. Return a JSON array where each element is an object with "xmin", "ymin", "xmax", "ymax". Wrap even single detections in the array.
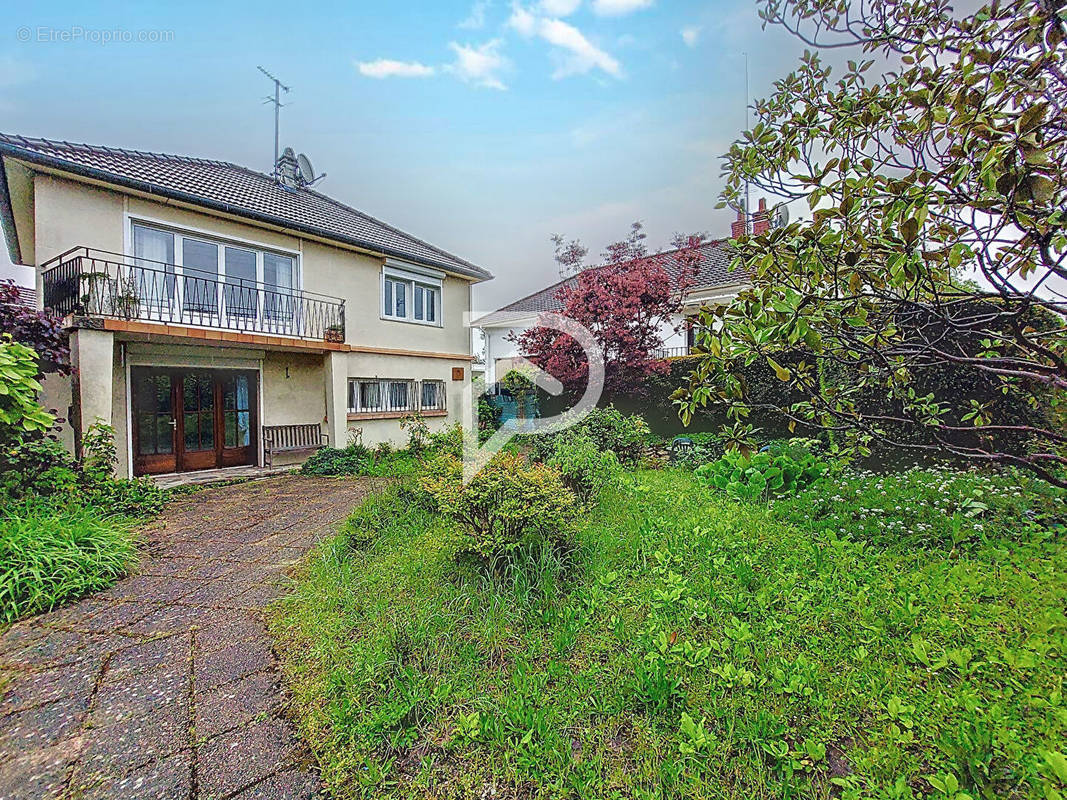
[
  {"xmin": 323, "ymin": 351, "xmax": 347, "ymax": 449},
  {"xmin": 69, "ymin": 327, "xmax": 115, "ymax": 462}
]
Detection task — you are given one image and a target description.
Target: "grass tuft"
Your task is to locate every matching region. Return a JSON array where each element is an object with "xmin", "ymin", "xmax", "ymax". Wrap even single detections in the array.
[{"xmin": 0, "ymin": 498, "xmax": 139, "ymax": 623}]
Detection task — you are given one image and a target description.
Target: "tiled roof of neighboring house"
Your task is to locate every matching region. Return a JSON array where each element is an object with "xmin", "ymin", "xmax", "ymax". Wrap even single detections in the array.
[
  {"xmin": 16, "ymin": 285, "xmax": 36, "ymax": 307},
  {"xmin": 0, "ymin": 133, "xmax": 492, "ymax": 281},
  {"xmin": 475, "ymin": 239, "xmax": 747, "ymax": 326}
]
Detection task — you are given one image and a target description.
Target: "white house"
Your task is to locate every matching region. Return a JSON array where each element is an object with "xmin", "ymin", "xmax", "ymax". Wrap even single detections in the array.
[{"xmin": 474, "ymin": 237, "xmax": 751, "ymax": 386}]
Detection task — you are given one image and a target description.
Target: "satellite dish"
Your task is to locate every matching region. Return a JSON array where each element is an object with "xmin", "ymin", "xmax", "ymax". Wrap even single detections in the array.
[
  {"xmin": 296, "ymin": 153, "xmax": 315, "ymax": 184},
  {"xmin": 772, "ymin": 203, "xmax": 790, "ymax": 229}
]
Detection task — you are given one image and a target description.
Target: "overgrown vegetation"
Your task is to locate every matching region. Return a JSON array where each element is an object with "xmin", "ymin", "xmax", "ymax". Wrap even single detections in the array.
[
  {"xmin": 677, "ymin": 0, "xmax": 1067, "ymax": 485},
  {"xmin": 0, "ymin": 500, "xmax": 139, "ymax": 623},
  {"xmin": 272, "ymin": 445, "xmax": 1066, "ymax": 799},
  {"xmin": 1, "ymin": 417, "xmax": 166, "ymax": 623}
]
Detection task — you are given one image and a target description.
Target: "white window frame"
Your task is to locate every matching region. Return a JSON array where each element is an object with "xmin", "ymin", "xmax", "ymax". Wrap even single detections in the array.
[
  {"xmin": 381, "ymin": 261, "xmax": 443, "ymax": 327},
  {"xmin": 347, "ymin": 378, "xmax": 447, "ymax": 414},
  {"xmin": 123, "ymin": 214, "xmax": 302, "ymax": 308}
]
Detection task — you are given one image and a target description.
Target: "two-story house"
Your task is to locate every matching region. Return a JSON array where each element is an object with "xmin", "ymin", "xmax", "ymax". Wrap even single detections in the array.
[{"xmin": 0, "ymin": 133, "xmax": 492, "ymax": 478}]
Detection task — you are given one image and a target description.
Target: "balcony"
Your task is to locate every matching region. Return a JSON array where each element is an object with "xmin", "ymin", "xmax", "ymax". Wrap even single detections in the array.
[
  {"xmin": 42, "ymin": 247, "xmax": 345, "ymax": 343},
  {"xmin": 654, "ymin": 345, "xmax": 693, "ymax": 359}
]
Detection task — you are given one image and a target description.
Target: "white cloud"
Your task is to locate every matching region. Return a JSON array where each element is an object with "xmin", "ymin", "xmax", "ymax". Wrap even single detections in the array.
[
  {"xmin": 509, "ymin": 4, "xmax": 621, "ymax": 79},
  {"xmin": 356, "ymin": 59, "xmax": 436, "ymax": 79},
  {"xmin": 539, "ymin": 0, "xmax": 581, "ymax": 15},
  {"xmin": 591, "ymin": 0, "xmax": 653, "ymax": 16},
  {"xmin": 540, "ymin": 18, "xmax": 621, "ymax": 78},
  {"xmin": 448, "ymin": 40, "xmax": 509, "ymax": 89},
  {"xmin": 459, "ymin": 0, "xmax": 491, "ymax": 29},
  {"xmin": 508, "ymin": 3, "xmax": 539, "ymax": 35},
  {"xmin": 681, "ymin": 25, "xmax": 701, "ymax": 47}
]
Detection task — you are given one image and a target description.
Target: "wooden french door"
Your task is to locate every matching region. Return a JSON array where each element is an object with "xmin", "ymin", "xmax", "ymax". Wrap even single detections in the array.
[{"xmin": 131, "ymin": 367, "xmax": 257, "ymax": 476}]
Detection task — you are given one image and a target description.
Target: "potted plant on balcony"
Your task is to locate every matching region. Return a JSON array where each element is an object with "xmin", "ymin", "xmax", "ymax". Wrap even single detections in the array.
[
  {"xmin": 114, "ymin": 288, "xmax": 141, "ymax": 320},
  {"xmin": 325, "ymin": 324, "xmax": 345, "ymax": 343},
  {"xmin": 79, "ymin": 271, "xmax": 113, "ymax": 315}
]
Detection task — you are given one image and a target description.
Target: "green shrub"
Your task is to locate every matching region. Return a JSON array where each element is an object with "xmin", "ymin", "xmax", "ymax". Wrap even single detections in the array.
[
  {"xmin": 0, "ymin": 437, "xmax": 79, "ymax": 499},
  {"xmin": 0, "ymin": 499, "xmax": 139, "ymax": 622},
  {"xmin": 1, "ymin": 424, "xmax": 166, "ymax": 518},
  {"xmin": 670, "ymin": 431, "xmax": 727, "ymax": 468},
  {"xmin": 528, "ymin": 406, "xmax": 651, "ymax": 466},
  {"xmin": 695, "ymin": 446, "xmax": 828, "ymax": 501},
  {"xmin": 428, "ymin": 422, "xmax": 464, "ymax": 458},
  {"xmin": 301, "ymin": 444, "xmax": 373, "ymax": 476},
  {"xmin": 546, "ymin": 430, "xmax": 620, "ymax": 507},
  {"xmin": 420, "ymin": 452, "xmax": 577, "ymax": 562},
  {"xmin": 84, "ymin": 477, "xmax": 168, "ymax": 518},
  {"xmin": 0, "ymin": 337, "xmax": 55, "ymax": 444}
]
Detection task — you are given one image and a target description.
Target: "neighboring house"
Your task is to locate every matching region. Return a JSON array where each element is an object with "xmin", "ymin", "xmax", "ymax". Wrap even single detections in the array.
[
  {"xmin": 474, "ymin": 233, "xmax": 755, "ymax": 386},
  {"xmin": 0, "ymin": 133, "xmax": 492, "ymax": 478}
]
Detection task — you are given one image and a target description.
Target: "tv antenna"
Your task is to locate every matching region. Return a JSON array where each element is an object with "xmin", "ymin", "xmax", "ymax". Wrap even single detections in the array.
[
  {"xmin": 257, "ymin": 66, "xmax": 290, "ymax": 178},
  {"xmin": 743, "ymin": 50, "xmax": 751, "ymax": 235}
]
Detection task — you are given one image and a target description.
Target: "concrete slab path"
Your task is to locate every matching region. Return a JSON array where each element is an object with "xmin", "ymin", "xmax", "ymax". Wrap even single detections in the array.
[{"xmin": 0, "ymin": 476, "xmax": 374, "ymax": 800}]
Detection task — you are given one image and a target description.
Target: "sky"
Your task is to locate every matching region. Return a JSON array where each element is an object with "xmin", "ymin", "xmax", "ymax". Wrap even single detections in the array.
[{"xmin": 0, "ymin": 0, "xmax": 814, "ymax": 311}]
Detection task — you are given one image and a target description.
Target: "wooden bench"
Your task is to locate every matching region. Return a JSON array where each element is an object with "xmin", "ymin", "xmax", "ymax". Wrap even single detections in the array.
[{"xmin": 263, "ymin": 424, "xmax": 327, "ymax": 469}]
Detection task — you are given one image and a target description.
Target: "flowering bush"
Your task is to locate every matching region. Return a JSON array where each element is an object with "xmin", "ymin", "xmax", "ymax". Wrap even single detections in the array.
[
  {"xmin": 695, "ymin": 447, "xmax": 828, "ymax": 501},
  {"xmin": 772, "ymin": 466, "xmax": 1066, "ymax": 549}
]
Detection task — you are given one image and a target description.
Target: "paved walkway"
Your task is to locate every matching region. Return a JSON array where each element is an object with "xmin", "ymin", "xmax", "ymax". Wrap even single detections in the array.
[{"xmin": 0, "ymin": 476, "xmax": 374, "ymax": 800}]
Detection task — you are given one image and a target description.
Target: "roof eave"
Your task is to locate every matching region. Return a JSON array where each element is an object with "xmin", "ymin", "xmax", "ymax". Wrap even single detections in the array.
[{"xmin": 0, "ymin": 143, "xmax": 494, "ymax": 282}]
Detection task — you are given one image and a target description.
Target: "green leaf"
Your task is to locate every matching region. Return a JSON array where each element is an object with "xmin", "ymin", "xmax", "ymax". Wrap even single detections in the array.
[{"xmin": 1045, "ymin": 750, "xmax": 1067, "ymax": 783}]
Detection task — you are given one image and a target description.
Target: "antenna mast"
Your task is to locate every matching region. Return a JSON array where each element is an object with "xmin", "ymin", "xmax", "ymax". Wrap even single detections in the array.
[
  {"xmin": 257, "ymin": 66, "xmax": 290, "ymax": 178},
  {"xmin": 743, "ymin": 51, "xmax": 751, "ymax": 235}
]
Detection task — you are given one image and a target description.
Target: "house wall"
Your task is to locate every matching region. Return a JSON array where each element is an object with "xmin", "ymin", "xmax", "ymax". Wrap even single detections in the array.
[{"xmin": 22, "ymin": 171, "xmax": 477, "ymax": 474}]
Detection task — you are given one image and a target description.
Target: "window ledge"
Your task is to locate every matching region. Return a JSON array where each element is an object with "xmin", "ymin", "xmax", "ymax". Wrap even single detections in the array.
[
  {"xmin": 347, "ymin": 409, "xmax": 448, "ymax": 421},
  {"xmin": 380, "ymin": 315, "xmax": 444, "ymax": 328}
]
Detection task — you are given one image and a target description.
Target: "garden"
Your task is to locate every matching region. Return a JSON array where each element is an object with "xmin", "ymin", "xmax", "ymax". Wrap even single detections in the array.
[
  {"xmin": 0, "ymin": 280, "xmax": 169, "ymax": 624},
  {"xmin": 269, "ymin": 407, "xmax": 1067, "ymax": 800}
]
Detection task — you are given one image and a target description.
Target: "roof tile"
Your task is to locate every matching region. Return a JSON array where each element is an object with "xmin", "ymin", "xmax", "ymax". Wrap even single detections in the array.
[{"xmin": 0, "ymin": 133, "xmax": 491, "ymax": 280}]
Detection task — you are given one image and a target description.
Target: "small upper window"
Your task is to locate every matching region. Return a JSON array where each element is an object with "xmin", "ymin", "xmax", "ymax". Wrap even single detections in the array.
[{"xmin": 383, "ymin": 266, "xmax": 442, "ymax": 325}]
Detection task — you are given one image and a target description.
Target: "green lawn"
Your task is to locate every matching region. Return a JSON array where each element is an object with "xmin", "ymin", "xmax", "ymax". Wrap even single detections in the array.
[{"xmin": 270, "ymin": 469, "xmax": 1067, "ymax": 799}]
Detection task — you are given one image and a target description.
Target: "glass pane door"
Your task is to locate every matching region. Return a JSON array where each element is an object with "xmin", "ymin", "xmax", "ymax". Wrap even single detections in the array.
[
  {"xmin": 131, "ymin": 369, "xmax": 177, "ymax": 475},
  {"xmin": 222, "ymin": 374, "xmax": 252, "ymax": 448},
  {"xmin": 224, "ymin": 246, "xmax": 258, "ymax": 322},
  {"xmin": 182, "ymin": 238, "xmax": 219, "ymax": 317},
  {"xmin": 182, "ymin": 372, "xmax": 215, "ymax": 453},
  {"xmin": 263, "ymin": 253, "xmax": 294, "ymax": 332}
]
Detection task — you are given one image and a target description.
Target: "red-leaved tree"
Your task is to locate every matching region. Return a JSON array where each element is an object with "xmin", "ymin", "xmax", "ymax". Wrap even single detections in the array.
[
  {"xmin": 515, "ymin": 224, "xmax": 703, "ymax": 399},
  {"xmin": 0, "ymin": 280, "xmax": 70, "ymax": 377}
]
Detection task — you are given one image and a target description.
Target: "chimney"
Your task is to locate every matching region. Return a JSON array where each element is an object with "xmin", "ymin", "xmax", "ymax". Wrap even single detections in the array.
[
  {"xmin": 752, "ymin": 198, "xmax": 771, "ymax": 236},
  {"xmin": 275, "ymin": 147, "xmax": 301, "ymax": 189},
  {"xmin": 731, "ymin": 207, "xmax": 747, "ymax": 238}
]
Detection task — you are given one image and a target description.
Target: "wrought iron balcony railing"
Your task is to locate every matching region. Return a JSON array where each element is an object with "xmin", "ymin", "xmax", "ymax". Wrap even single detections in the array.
[
  {"xmin": 654, "ymin": 345, "xmax": 693, "ymax": 359},
  {"xmin": 41, "ymin": 247, "xmax": 345, "ymax": 343}
]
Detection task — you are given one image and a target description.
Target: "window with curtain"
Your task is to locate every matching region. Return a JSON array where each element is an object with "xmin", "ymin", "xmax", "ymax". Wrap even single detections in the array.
[{"xmin": 132, "ymin": 224, "xmax": 176, "ymax": 306}]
